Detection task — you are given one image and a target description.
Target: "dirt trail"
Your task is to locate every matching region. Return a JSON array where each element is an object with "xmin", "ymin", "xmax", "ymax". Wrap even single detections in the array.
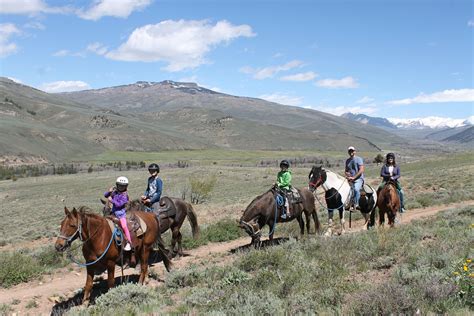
[{"xmin": 1, "ymin": 200, "xmax": 472, "ymax": 315}]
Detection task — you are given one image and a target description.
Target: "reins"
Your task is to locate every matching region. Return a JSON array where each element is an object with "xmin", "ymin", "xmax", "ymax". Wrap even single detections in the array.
[
  {"xmin": 61, "ymin": 213, "xmax": 124, "ymax": 268},
  {"xmin": 311, "ymin": 171, "xmax": 351, "ymax": 212}
]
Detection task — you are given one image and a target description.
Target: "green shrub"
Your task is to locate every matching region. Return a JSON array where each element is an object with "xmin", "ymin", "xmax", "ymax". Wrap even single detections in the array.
[
  {"xmin": 0, "ymin": 252, "xmax": 43, "ymax": 287},
  {"xmin": 182, "ymin": 218, "xmax": 245, "ymax": 249},
  {"xmin": 189, "ymin": 174, "xmax": 217, "ymax": 204}
]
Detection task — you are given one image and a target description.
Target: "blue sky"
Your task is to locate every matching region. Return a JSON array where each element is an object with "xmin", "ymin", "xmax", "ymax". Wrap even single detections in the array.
[{"xmin": 0, "ymin": 0, "xmax": 473, "ymax": 121}]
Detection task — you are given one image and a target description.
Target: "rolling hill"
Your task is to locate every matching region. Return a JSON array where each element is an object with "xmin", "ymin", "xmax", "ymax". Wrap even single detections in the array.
[{"xmin": 1, "ymin": 77, "xmax": 412, "ymax": 163}]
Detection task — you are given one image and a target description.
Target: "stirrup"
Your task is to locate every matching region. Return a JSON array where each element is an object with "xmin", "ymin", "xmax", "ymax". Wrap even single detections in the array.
[
  {"xmin": 280, "ymin": 213, "xmax": 287, "ymax": 219},
  {"xmin": 124, "ymin": 243, "xmax": 131, "ymax": 251}
]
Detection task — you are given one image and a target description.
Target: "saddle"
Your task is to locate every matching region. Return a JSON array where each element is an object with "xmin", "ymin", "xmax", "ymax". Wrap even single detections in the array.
[
  {"xmin": 344, "ymin": 183, "xmax": 374, "ymax": 210},
  {"xmin": 106, "ymin": 213, "xmax": 147, "ymax": 247},
  {"xmin": 152, "ymin": 197, "xmax": 177, "ymax": 221}
]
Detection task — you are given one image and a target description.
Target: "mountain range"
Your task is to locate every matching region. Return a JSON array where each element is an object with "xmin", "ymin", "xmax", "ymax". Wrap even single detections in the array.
[
  {"xmin": 0, "ymin": 77, "xmax": 462, "ymax": 163},
  {"xmin": 341, "ymin": 112, "xmax": 474, "ymax": 146}
]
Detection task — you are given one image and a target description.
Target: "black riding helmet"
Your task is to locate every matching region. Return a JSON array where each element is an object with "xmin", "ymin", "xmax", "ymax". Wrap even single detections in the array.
[
  {"xmin": 386, "ymin": 153, "xmax": 395, "ymax": 160},
  {"xmin": 280, "ymin": 160, "xmax": 290, "ymax": 168},
  {"xmin": 148, "ymin": 163, "xmax": 160, "ymax": 173}
]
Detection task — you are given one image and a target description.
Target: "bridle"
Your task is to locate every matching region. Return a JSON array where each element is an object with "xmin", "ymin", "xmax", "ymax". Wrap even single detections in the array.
[{"xmin": 57, "ymin": 216, "xmax": 84, "ymax": 246}]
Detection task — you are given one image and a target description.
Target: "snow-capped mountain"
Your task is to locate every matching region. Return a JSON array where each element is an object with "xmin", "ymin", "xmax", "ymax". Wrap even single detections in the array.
[{"xmin": 388, "ymin": 116, "xmax": 473, "ymax": 129}]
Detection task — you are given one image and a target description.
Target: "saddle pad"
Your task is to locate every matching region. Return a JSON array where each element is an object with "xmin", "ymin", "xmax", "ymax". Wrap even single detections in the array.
[{"xmin": 131, "ymin": 214, "xmax": 147, "ymax": 236}]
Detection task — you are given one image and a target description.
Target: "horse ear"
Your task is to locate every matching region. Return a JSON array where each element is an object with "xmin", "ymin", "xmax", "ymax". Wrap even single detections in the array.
[
  {"xmin": 64, "ymin": 207, "xmax": 71, "ymax": 216},
  {"xmin": 100, "ymin": 198, "xmax": 107, "ymax": 205},
  {"xmin": 72, "ymin": 207, "xmax": 78, "ymax": 216}
]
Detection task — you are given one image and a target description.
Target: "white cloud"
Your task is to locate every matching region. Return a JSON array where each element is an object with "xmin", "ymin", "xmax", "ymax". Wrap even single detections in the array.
[
  {"xmin": 24, "ymin": 21, "xmax": 45, "ymax": 30},
  {"xmin": 86, "ymin": 42, "xmax": 108, "ymax": 55},
  {"xmin": 0, "ymin": 0, "xmax": 69, "ymax": 15},
  {"xmin": 312, "ymin": 105, "xmax": 377, "ymax": 116},
  {"xmin": 387, "ymin": 89, "xmax": 474, "ymax": 105},
  {"xmin": 0, "ymin": 23, "xmax": 21, "ymax": 57},
  {"xmin": 241, "ymin": 60, "xmax": 304, "ymax": 80},
  {"xmin": 356, "ymin": 96, "xmax": 374, "ymax": 104},
  {"xmin": 106, "ymin": 19, "xmax": 255, "ymax": 72},
  {"xmin": 0, "ymin": 0, "xmax": 47, "ymax": 14},
  {"xmin": 468, "ymin": 20, "xmax": 474, "ymax": 27},
  {"xmin": 316, "ymin": 76, "xmax": 359, "ymax": 89},
  {"xmin": 53, "ymin": 49, "xmax": 70, "ymax": 57},
  {"xmin": 39, "ymin": 81, "xmax": 91, "ymax": 93},
  {"xmin": 77, "ymin": 0, "xmax": 152, "ymax": 21},
  {"xmin": 258, "ymin": 93, "xmax": 303, "ymax": 106},
  {"xmin": 279, "ymin": 71, "xmax": 317, "ymax": 82},
  {"xmin": 52, "ymin": 49, "xmax": 85, "ymax": 57}
]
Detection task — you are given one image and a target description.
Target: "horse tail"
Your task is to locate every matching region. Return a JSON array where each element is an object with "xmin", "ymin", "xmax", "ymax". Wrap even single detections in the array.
[{"xmin": 185, "ymin": 202, "xmax": 200, "ymax": 239}]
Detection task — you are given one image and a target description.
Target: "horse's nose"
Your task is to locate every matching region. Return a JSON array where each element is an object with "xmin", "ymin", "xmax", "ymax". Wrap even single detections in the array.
[{"xmin": 55, "ymin": 240, "xmax": 64, "ymax": 252}]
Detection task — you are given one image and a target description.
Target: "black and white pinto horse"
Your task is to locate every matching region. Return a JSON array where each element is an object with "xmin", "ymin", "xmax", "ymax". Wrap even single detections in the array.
[{"xmin": 308, "ymin": 166, "xmax": 377, "ymax": 235}]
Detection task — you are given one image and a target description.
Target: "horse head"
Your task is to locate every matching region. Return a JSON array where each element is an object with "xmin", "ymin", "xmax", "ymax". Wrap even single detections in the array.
[
  {"xmin": 55, "ymin": 206, "xmax": 82, "ymax": 252},
  {"xmin": 100, "ymin": 198, "xmax": 112, "ymax": 216},
  {"xmin": 238, "ymin": 192, "xmax": 273, "ymax": 242},
  {"xmin": 308, "ymin": 165, "xmax": 327, "ymax": 192}
]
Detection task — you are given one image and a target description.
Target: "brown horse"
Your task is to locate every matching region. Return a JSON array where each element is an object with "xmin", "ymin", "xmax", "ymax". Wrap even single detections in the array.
[
  {"xmin": 55, "ymin": 206, "xmax": 171, "ymax": 305},
  {"xmin": 239, "ymin": 185, "xmax": 321, "ymax": 244},
  {"xmin": 113, "ymin": 197, "xmax": 200, "ymax": 256},
  {"xmin": 377, "ymin": 180, "xmax": 400, "ymax": 227}
]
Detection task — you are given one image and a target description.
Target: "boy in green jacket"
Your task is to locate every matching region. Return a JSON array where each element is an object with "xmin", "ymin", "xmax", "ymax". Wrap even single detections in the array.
[{"xmin": 277, "ymin": 160, "xmax": 292, "ymax": 219}]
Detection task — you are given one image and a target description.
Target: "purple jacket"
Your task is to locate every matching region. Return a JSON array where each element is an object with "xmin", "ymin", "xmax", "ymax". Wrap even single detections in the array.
[
  {"xmin": 104, "ymin": 190, "xmax": 129, "ymax": 218},
  {"xmin": 380, "ymin": 164, "xmax": 400, "ymax": 182}
]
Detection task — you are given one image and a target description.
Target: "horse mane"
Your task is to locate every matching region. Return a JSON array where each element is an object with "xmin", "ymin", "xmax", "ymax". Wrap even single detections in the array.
[
  {"xmin": 245, "ymin": 189, "xmax": 273, "ymax": 211},
  {"xmin": 324, "ymin": 169, "xmax": 346, "ymax": 181},
  {"xmin": 76, "ymin": 206, "xmax": 103, "ymax": 220}
]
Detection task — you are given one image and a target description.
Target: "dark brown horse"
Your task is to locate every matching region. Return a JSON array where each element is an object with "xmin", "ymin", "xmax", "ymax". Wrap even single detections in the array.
[
  {"xmin": 239, "ymin": 186, "xmax": 321, "ymax": 244},
  {"xmin": 377, "ymin": 180, "xmax": 400, "ymax": 227},
  {"xmin": 124, "ymin": 197, "xmax": 200, "ymax": 256},
  {"xmin": 55, "ymin": 206, "xmax": 171, "ymax": 305}
]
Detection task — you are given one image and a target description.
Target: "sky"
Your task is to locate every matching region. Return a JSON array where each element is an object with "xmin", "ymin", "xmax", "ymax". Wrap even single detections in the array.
[{"xmin": 0, "ymin": 0, "xmax": 473, "ymax": 121}]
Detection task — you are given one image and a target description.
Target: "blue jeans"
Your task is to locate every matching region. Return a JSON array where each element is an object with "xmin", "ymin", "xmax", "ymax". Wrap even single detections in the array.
[{"xmin": 352, "ymin": 178, "xmax": 363, "ymax": 206}]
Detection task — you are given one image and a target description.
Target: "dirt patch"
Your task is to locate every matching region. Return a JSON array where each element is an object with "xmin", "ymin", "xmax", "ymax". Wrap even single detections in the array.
[{"xmin": 0, "ymin": 200, "xmax": 472, "ymax": 315}]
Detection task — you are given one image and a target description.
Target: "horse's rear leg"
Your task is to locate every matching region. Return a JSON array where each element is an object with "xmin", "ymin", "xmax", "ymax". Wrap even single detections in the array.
[
  {"xmin": 171, "ymin": 227, "xmax": 183, "ymax": 257},
  {"xmin": 298, "ymin": 215, "xmax": 305, "ymax": 235},
  {"xmin": 139, "ymin": 247, "xmax": 151, "ymax": 284},
  {"xmin": 304, "ymin": 212, "xmax": 311, "ymax": 234},
  {"xmin": 82, "ymin": 266, "xmax": 94, "ymax": 305}
]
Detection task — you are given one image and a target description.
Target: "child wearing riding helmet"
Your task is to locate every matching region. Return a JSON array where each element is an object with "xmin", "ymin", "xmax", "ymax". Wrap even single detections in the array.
[
  {"xmin": 141, "ymin": 163, "xmax": 163, "ymax": 211},
  {"xmin": 379, "ymin": 153, "xmax": 406, "ymax": 213},
  {"xmin": 277, "ymin": 160, "xmax": 292, "ymax": 219},
  {"xmin": 104, "ymin": 176, "xmax": 132, "ymax": 250}
]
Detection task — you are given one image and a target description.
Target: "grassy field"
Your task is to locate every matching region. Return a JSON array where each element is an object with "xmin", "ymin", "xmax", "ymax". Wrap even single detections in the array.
[
  {"xmin": 0, "ymin": 150, "xmax": 472, "ymax": 314},
  {"xmin": 67, "ymin": 206, "xmax": 473, "ymax": 315},
  {"xmin": 0, "ymin": 151, "xmax": 472, "ymax": 246}
]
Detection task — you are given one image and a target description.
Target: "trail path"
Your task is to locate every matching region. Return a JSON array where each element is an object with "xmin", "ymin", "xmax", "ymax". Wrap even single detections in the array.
[{"xmin": 1, "ymin": 200, "xmax": 472, "ymax": 315}]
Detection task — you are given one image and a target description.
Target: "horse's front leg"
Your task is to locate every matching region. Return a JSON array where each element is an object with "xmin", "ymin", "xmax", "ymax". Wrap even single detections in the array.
[
  {"xmin": 107, "ymin": 260, "xmax": 115, "ymax": 288},
  {"xmin": 82, "ymin": 266, "xmax": 95, "ymax": 305},
  {"xmin": 362, "ymin": 212, "xmax": 370, "ymax": 230},
  {"xmin": 268, "ymin": 222, "xmax": 275, "ymax": 241},
  {"xmin": 378, "ymin": 208, "xmax": 385, "ymax": 226},
  {"xmin": 325, "ymin": 211, "xmax": 334, "ymax": 237},
  {"xmin": 339, "ymin": 206, "xmax": 346, "ymax": 235}
]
